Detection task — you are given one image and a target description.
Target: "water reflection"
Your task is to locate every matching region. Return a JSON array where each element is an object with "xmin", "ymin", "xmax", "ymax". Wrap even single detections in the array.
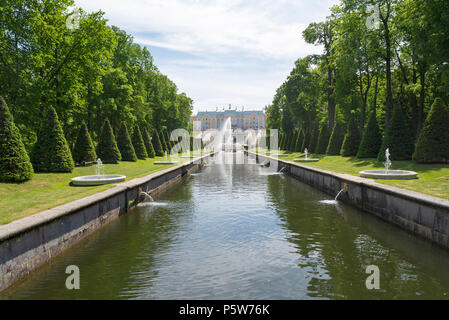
[{"xmin": 2, "ymin": 152, "xmax": 449, "ymax": 299}]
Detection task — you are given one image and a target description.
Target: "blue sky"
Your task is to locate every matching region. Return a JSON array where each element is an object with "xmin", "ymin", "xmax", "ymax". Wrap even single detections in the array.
[{"xmin": 76, "ymin": 0, "xmax": 339, "ymax": 113}]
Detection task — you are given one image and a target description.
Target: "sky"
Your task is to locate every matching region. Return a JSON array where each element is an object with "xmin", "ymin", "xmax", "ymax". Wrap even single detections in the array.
[{"xmin": 75, "ymin": 0, "xmax": 339, "ymax": 114}]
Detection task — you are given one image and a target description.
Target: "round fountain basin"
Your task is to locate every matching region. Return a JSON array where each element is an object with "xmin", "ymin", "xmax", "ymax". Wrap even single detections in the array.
[
  {"xmin": 154, "ymin": 160, "xmax": 179, "ymax": 165},
  {"xmin": 294, "ymin": 158, "xmax": 319, "ymax": 163},
  {"xmin": 71, "ymin": 175, "xmax": 126, "ymax": 186},
  {"xmin": 360, "ymin": 170, "xmax": 418, "ymax": 180}
]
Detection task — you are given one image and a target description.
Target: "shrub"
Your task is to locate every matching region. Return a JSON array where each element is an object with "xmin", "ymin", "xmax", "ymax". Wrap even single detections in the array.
[
  {"xmin": 289, "ymin": 131, "xmax": 298, "ymax": 151},
  {"xmin": 159, "ymin": 129, "xmax": 168, "ymax": 152},
  {"xmin": 152, "ymin": 129, "xmax": 164, "ymax": 156},
  {"xmin": 377, "ymin": 106, "xmax": 415, "ymax": 161},
  {"xmin": 265, "ymin": 129, "xmax": 271, "ymax": 149},
  {"xmin": 142, "ymin": 127, "xmax": 155, "ymax": 158},
  {"xmin": 308, "ymin": 126, "xmax": 319, "ymax": 153},
  {"xmin": 413, "ymin": 98, "xmax": 449, "ymax": 163},
  {"xmin": 326, "ymin": 120, "xmax": 345, "ymax": 155},
  {"xmin": 132, "ymin": 126, "xmax": 148, "ymax": 160},
  {"xmin": 285, "ymin": 131, "xmax": 293, "ymax": 151},
  {"xmin": 357, "ymin": 111, "xmax": 382, "ymax": 158},
  {"xmin": 117, "ymin": 123, "xmax": 137, "ymax": 162},
  {"xmin": 316, "ymin": 123, "xmax": 330, "ymax": 154},
  {"xmin": 341, "ymin": 116, "xmax": 361, "ymax": 157},
  {"xmin": 295, "ymin": 130, "xmax": 305, "ymax": 152},
  {"xmin": 0, "ymin": 97, "xmax": 34, "ymax": 182},
  {"xmin": 96, "ymin": 119, "xmax": 121, "ymax": 164},
  {"xmin": 279, "ymin": 132, "xmax": 285, "ymax": 150},
  {"xmin": 31, "ymin": 107, "xmax": 74, "ymax": 172},
  {"xmin": 73, "ymin": 122, "xmax": 97, "ymax": 164}
]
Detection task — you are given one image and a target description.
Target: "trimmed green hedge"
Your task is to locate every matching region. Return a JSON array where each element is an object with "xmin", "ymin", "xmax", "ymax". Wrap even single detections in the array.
[
  {"xmin": 308, "ymin": 126, "xmax": 319, "ymax": 153},
  {"xmin": 295, "ymin": 129, "xmax": 305, "ymax": 152},
  {"xmin": 316, "ymin": 123, "xmax": 330, "ymax": 154},
  {"xmin": 96, "ymin": 119, "xmax": 121, "ymax": 164},
  {"xmin": 152, "ymin": 129, "xmax": 164, "ymax": 156},
  {"xmin": 132, "ymin": 126, "xmax": 148, "ymax": 160},
  {"xmin": 31, "ymin": 107, "xmax": 74, "ymax": 172},
  {"xmin": 357, "ymin": 111, "xmax": 382, "ymax": 158},
  {"xmin": 326, "ymin": 120, "xmax": 345, "ymax": 155},
  {"xmin": 73, "ymin": 122, "xmax": 97, "ymax": 164},
  {"xmin": 142, "ymin": 127, "xmax": 155, "ymax": 158},
  {"xmin": 0, "ymin": 97, "xmax": 34, "ymax": 182},
  {"xmin": 413, "ymin": 98, "xmax": 449, "ymax": 163},
  {"xmin": 117, "ymin": 123, "xmax": 137, "ymax": 162},
  {"xmin": 341, "ymin": 116, "xmax": 361, "ymax": 157},
  {"xmin": 378, "ymin": 106, "xmax": 415, "ymax": 161}
]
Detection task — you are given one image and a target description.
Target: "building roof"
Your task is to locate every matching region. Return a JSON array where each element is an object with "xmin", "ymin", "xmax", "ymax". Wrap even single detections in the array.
[{"xmin": 194, "ymin": 109, "xmax": 265, "ymax": 117}]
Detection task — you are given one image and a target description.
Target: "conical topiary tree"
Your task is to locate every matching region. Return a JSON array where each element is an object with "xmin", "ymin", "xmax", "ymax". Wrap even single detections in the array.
[
  {"xmin": 326, "ymin": 120, "xmax": 345, "ymax": 155},
  {"xmin": 316, "ymin": 123, "xmax": 330, "ymax": 154},
  {"xmin": 308, "ymin": 126, "xmax": 319, "ymax": 153},
  {"xmin": 73, "ymin": 122, "xmax": 97, "ymax": 164},
  {"xmin": 97, "ymin": 119, "xmax": 121, "ymax": 164},
  {"xmin": 279, "ymin": 132, "xmax": 285, "ymax": 150},
  {"xmin": 0, "ymin": 97, "xmax": 34, "ymax": 182},
  {"xmin": 132, "ymin": 126, "xmax": 148, "ymax": 160},
  {"xmin": 285, "ymin": 131, "xmax": 293, "ymax": 151},
  {"xmin": 117, "ymin": 123, "xmax": 137, "ymax": 162},
  {"xmin": 289, "ymin": 131, "xmax": 298, "ymax": 151},
  {"xmin": 341, "ymin": 116, "xmax": 361, "ymax": 157},
  {"xmin": 142, "ymin": 127, "xmax": 155, "ymax": 158},
  {"xmin": 413, "ymin": 98, "xmax": 449, "ymax": 163},
  {"xmin": 377, "ymin": 106, "xmax": 415, "ymax": 161},
  {"xmin": 159, "ymin": 129, "xmax": 168, "ymax": 152},
  {"xmin": 265, "ymin": 129, "xmax": 271, "ymax": 150},
  {"xmin": 295, "ymin": 129, "xmax": 305, "ymax": 152},
  {"xmin": 357, "ymin": 111, "xmax": 382, "ymax": 158},
  {"xmin": 31, "ymin": 107, "xmax": 74, "ymax": 172},
  {"xmin": 152, "ymin": 129, "xmax": 164, "ymax": 156}
]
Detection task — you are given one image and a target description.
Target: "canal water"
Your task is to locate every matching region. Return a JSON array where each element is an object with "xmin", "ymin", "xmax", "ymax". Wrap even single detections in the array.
[{"xmin": 2, "ymin": 152, "xmax": 449, "ymax": 299}]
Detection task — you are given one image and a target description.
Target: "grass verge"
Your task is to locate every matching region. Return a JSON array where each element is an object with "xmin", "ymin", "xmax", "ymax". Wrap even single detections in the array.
[
  {"xmin": 255, "ymin": 149, "xmax": 449, "ymax": 200},
  {"xmin": 0, "ymin": 154, "xmax": 202, "ymax": 225}
]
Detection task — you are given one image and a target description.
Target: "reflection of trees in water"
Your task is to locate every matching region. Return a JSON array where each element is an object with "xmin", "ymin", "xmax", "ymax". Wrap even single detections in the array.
[
  {"xmin": 265, "ymin": 175, "xmax": 449, "ymax": 299},
  {"xmin": 1, "ymin": 180, "xmax": 195, "ymax": 300}
]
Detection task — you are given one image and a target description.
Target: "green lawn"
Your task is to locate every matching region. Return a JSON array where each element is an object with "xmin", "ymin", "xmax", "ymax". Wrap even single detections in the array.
[
  {"xmin": 256, "ymin": 149, "xmax": 449, "ymax": 200},
  {"xmin": 0, "ymin": 154, "xmax": 202, "ymax": 225}
]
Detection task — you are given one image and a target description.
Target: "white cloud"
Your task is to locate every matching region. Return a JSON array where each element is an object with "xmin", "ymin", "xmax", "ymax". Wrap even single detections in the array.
[{"xmin": 75, "ymin": 0, "xmax": 339, "ymax": 112}]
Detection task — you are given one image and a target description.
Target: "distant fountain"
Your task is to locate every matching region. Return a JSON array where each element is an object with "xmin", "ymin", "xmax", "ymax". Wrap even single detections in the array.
[
  {"xmin": 71, "ymin": 158, "xmax": 126, "ymax": 186},
  {"xmin": 96, "ymin": 158, "xmax": 104, "ymax": 176},
  {"xmin": 360, "ymin": 148, "xmax": 418, "ymax": 180},
  {"xmin": 294, "ymin": 148, "xmax": 319, "ymax": 163},
  {"xmin": 384, "ymin": 148, "xmax": 392, "ymax": 172},
  {"xmin": 154, "ymin": 149, "xmax": 179, "ymax": 165}
]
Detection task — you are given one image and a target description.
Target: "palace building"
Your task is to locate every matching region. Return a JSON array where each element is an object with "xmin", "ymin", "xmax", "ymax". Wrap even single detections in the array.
[{"xmin": 191, "ymin": 106, "xmax": 266, "ymax": 131}]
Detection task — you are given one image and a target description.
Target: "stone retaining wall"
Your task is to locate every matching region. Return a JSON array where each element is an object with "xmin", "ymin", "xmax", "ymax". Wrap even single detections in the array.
[
  {"xmin": 250, "ymin": 152, "xmax": 449, "ymax": 250},
  {"xmin": 0, "ymin": 155, "xmax": 210, "ymax": 292}
]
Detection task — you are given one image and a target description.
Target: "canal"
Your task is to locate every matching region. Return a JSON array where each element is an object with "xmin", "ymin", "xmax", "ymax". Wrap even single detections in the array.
[{"xmin": 2, "ymin": 152, "xmax": 449, "ymax": 299}]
